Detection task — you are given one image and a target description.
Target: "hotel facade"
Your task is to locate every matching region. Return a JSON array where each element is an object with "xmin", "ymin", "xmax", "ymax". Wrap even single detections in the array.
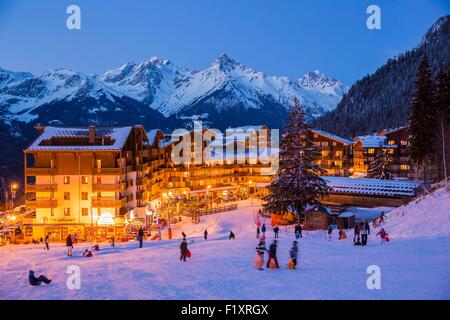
[{"xmin": 21, "ymin": 124, "xmax": 417, "ymax": 242}]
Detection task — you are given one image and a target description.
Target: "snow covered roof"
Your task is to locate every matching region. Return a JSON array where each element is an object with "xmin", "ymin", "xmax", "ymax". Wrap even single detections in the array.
[
  {"xmin": 311, "ymin": 129, "xmax": 353, "ymax": 145},
  {"xmin": 339, "ymin": 212, "xmax": 355, "ymax": 218},
  {"xmin": 324, "ymin": 176, "xmax": 421, "ymax": 197},
  {"xmin": 354, "ymin": 135, "xmax": 395, "ymax": 148},
  {"xmin": 26, "ymin": 126, "xmax": 133, "ymax": 152},
  {"xmin": 146, "ymin": 129, "xmax": 161, "ymax": 145}
]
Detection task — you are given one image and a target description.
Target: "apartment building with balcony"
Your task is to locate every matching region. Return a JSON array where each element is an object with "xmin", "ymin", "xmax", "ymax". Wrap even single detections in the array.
[
  {"xmin": 23, "ymin": 125, "xmax": 150, "ymax": 241},
  {"xmin": 309, "ymin": 129, "xmax": 353, "ymax": 177}
]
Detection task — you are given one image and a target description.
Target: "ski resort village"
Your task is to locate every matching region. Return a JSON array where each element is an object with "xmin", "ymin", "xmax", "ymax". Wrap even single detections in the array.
[
  {"xmin": 0, "ymin": 93, "xmax": 449, "ymax": 299},
  {"xmin": 0, "ymin": 6, "xmax": 449, "ymax": 300}
]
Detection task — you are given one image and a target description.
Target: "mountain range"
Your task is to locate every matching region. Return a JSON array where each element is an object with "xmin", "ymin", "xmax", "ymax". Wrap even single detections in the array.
[{"xmin": 0, "ymin": 54, "xmax": 347, "ymax": 132}]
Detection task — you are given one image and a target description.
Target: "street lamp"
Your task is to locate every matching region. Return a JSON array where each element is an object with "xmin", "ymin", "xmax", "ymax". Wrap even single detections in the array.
[
  {"xmin": 10, "ymin": 183, "xmax": 18, "ymax": 210},
  {"xmin": 9, "ymin": 215, "xmax": 17, "ymax": 244}
]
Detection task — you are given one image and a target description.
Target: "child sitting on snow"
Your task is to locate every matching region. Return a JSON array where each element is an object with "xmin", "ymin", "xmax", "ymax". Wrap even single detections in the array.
[{"xmin": 83, "ymin": 249, "xmax": 93, "ymax": 257}]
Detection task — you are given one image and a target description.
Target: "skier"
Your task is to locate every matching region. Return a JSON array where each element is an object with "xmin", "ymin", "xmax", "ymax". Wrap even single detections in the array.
[
  {"xmin": 29, "ymin": 270, "xmax": 52, "ymax": 286},
  {"xmin": 295, "ymin": 224, "xmax": 303, "ymax": 239},
  {"xmin": 66, "ymin": 234, "xmax": 73, "ymax": 256},
  {"xmin": 138, "ymin": 227, "xmax": 144, "ymax": 248},
  {"xmin": 376, "ymin": 228, "xmax": 389, "ymax": 244},
  {"xmin": 229, "ymin": 230, "xmax": 235, "ymax": 240},
  {"xmin": 261, "ymin": 223, "xmax": 266, "ymax": 236},
  {"xmin": 255, "ymin": 240, "xmax": 267, "ymax": 270},
  {"xmin": 266, "ymin": 240, "xmax": 279, "ymax": 269},
  {"xmin": 353, "ymin": 223, "xmax": 361, "ymax": 245},
  {"xmin": 289, "ymin": 241, "xmax": 298, "ymax": 269},
  {"xmin": 44, "ymin": 234, "xmax": 50, "ymax": 250},
  {"xmin": 360, "ymin": 221, "xmax": 368, "ymax": 246},
  {"xmin": 256, "ymin": 226, "xmax": 260, "ymax": 239},
  {"xmin": 180, "ymin": 238, "xmax": 188, "ymax": 262},
  {"xmin": 204, "ymin": 229, "xmax": 208, "ymax": 240},
  {"xmin": 327, "ymin": 226, "xmax": 333, "ymax": 241},
  {"xmin": 273, "ymin": 226, "xmax": 280, "ymax": 238}
]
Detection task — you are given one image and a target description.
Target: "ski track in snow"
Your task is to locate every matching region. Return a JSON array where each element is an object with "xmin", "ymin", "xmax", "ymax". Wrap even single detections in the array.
[{"xmin": 1, "ymin": 199, "xmax": 450, "ymax": 300}]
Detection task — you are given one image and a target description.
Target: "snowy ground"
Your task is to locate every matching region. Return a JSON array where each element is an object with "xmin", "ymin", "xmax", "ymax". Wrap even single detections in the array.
[{"xmin": 1, "ymin": 198, "xmax": 450, "ymax": 300}]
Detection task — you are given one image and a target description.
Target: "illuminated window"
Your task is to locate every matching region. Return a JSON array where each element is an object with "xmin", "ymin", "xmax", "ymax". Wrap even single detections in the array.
[
  {"xmin": 400, "ymin": 165, "xmax": 411, "ymax": 170},
  {"xmin": 81, "ymin": 176, "xmax": 89, "ymax": 184},
  {"xmin": 389, "ymin": 149, "xmax": 394, "ymax": 154},
  {"xmin": 63, "ymin": 176, "xmax": 70, "ymax": 184},
  {"xmin": 81, "ymin": 192, "xmax": 88, "ymax": 200},
  {"xmin": 96, "ymin": 159, "xmax": 102, "ymax": 169},
  {"xmin": 321, "ymin": 151, "xmax": 329, "ymax": 157},
  {"xmin": 332, "ymin": 141, "xmax": 337, "ymax": 147},
  {"xmin": 401, "ymin": 140, "xmax": 408, "ymax": 146},
  {"xmin": 64, "ymin": 208, "xmax": 71, "ymax": 216},
  {"xmin": 388, "ymin": 140, "xmax": 395, "ymax": 145},
  {"xmin": 367, "ymin": 149, "xmax": 375, "ymax": 154},
  {"xmin": 81, "ymin": 208, "xmax": 89, "ymax": 216},
  {"xmin": 322, "ymin": 142, "xmax": 329, "ymax": 147},
  {"xmin": 313, "ymin": 134, "xmax": 318, "ymax": 139},
  {"xmin": 64, "ymin": 192, "xmax": 70, "ymax": 200},
  {"xmin": 335, "ymin": 151, "xmax": 343, "ymax": 157}
]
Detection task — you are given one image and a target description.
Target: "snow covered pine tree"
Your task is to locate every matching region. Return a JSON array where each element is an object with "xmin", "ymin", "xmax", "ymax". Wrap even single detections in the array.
[
  {"xmin": 263, "ymin": 97, "xmax": 330, "ymax": 220},
  {"xmin": 368, "ymin": 144, "xmax": 393, "ymax": 180}
]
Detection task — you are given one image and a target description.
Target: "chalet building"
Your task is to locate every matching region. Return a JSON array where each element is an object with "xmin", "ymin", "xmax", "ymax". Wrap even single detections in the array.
[
  {"xmin": 309, "ymin": 129, "xmax": 353, "ymax": 177},
  {"xmin": 384, "ymin": 127, "xmax": 414, "ymax": 178},
  {"xmin": 23, "ymin": 125, "xmax": 150, "ymax": 241},
  {"xmin": 352, "ymin": 135, "xmax": 395, "ymax": 177}
]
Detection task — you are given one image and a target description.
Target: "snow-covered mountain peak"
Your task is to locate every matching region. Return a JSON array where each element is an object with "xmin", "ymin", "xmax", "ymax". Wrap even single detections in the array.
[{"xmin": 298, "ymin": 70, "xmax": 347, "ymax": 95}]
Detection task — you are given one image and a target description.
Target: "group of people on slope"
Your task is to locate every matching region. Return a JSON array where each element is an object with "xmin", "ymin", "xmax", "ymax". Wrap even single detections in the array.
[{"xmin": 255, "ymin": 239, "xmax": 298, "ymax": 270}]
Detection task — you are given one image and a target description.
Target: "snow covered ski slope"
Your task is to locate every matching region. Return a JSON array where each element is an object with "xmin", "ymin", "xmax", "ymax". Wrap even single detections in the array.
[{"xmin": 0, "ymin": 198, "xmax": 449, "ymax": 300}]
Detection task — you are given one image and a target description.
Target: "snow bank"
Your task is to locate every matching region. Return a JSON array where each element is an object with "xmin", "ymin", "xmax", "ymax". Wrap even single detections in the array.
[{"xmin": 381, "ymin": 187, "xmax": 450, "ymax": 239}]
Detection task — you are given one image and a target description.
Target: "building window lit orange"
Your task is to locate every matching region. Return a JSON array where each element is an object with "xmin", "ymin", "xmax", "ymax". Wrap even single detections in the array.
[
  {"xmin": 81, "ymin": 208, "xmax": 88, "ymax": 216},
  {"xmin": 64, "ymin": 192, "xmax": 70, "ymax": 200},
  {"xmin": 81, "ymin": 176, "xmax": 89, "ymax": 184},
  {"xmin": 81, "ymin": 192, "xmax": 88, "ymax": 200},
  {"xmin": 367, "ymin": 148, "xmax": 375, "ymax": 154},
  {"xmin": 64, "ymin": 208, "xmax": 71, "ymax": 216},
  {"xmin": 64, "ymin": 176, "xmax": 70, "ymax": 184}
]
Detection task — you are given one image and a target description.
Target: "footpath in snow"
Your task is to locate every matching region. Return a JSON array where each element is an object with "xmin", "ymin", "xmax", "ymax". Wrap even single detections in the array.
[{"xmin": 0, "ymin": 196, "xmax": 449, "ymax": 300}]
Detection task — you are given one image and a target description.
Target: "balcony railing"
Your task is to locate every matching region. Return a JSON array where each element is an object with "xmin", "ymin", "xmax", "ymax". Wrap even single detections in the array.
[
  {"xmin": 25, "ymin": 183, "xmax": 57, "ymax": 193},
  {"xmin": 26, "ymin": 199, "xmax": 58, "ymax": 208},
  {"xmin": 26, "ymin": 167, "xmax": 56, "ymax": 175},
  {"xmin": 92, "ymin": 198, "xmax": 126, "ymax": 208},
  {"xmin": 92, "ymin": 184, "xmax": 121, "ymax": 192},
  {"xmin": 92, "ymin": 167, "xmax": 122, "ymax": 175}
]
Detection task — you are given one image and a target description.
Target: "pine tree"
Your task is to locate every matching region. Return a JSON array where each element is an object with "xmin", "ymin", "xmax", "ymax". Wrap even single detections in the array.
[
  {"xmin": 368, "ymin": 146, "xmax": 393, "ymax": 180},
  {"xmin": 431, "ymin": 67, "xmax": 450, "ymax": 182},
  {"xmin": 263, "ymin": 98, "xmax": 330, "ymax": 218},
  {"xmin": 407, "ymin": 56, "xmax": 436, "ymax": 180}
]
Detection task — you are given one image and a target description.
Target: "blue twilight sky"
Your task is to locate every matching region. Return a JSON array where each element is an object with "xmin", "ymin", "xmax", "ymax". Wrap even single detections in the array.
[{"xmin": 0, "ymin": 0, "xmax": 448, "ymax": 85}]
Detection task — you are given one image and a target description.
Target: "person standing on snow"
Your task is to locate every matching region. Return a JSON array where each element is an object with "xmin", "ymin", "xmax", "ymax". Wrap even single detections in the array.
[
  {"xmin": 180, "ymin": 238, "xmax": 188, "ymax": 262},
  {"xmin": 360, "ymin": 221, "xmax": 368, "ymax": 246},
  {"xmin": 204, "ymin": 229, "xmax": 208, "ymax": 240},
  {"xmin": 44, "ymin": 235, "xmax": 50, "ymax": 251},
  {"xmin": 110, "ymin": 236, "xmax": 115, "ymax": 248},
  {"xmin": 289, "ymin": 241, "xmax": 298, "ymax": 269},
  {"xmin": 295, "ymin": 224, "xmax": 302, "ymax": 239},
  {"xmin": 266, "ymin": 240, "xmax": 279, "ymax": 269},
  {"xmin": 364, "ymin": 220, "xmax": 371, "ymax": 235},
  {"xmin": 256, "ymin": 226, "xmax": 260, "ymax": 239},
  {"xmin": 229, "ymin": 230, "xmax": 235, "ymax": 240},
  {"xmin": 273, "ymin": 226, "xmax": 280, "ymax": 238},
  {"xmin": 327, "ymin": 226, "xmax": 333, "ymax": 241},
  {"xmin": 261, "ymin": 224, "xmax": 266, "ymax": 236},
  {"xmin": 138, "ymin": 227, "xmax": 144, "ymax": 248},
  {"xmin": 66, "ymin": 234, "xmax": 73, "ymax": 256},
  {"xmin": 255, "ymin": 240, "xmax": 267, "ymax": 270},
  {"xmin": 353, "ymin": 223, "xmax": 361, "ymax": 244}
]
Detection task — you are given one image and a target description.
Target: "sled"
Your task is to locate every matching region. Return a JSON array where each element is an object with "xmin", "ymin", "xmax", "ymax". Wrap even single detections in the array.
[
  {"xmin": 287, "ymin": 259, "xmax": 295, "ymax": 270},
  {"xmin": 186, "ymin": 249, "xmax": 192, "ymax": 258},
  {"xmin": 253, "ymin": 255, "xmax": 263, "ymax": 269},
  {"xmin": 385, "ymin": 235, "xmax": 390, "ymax": 242}
]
